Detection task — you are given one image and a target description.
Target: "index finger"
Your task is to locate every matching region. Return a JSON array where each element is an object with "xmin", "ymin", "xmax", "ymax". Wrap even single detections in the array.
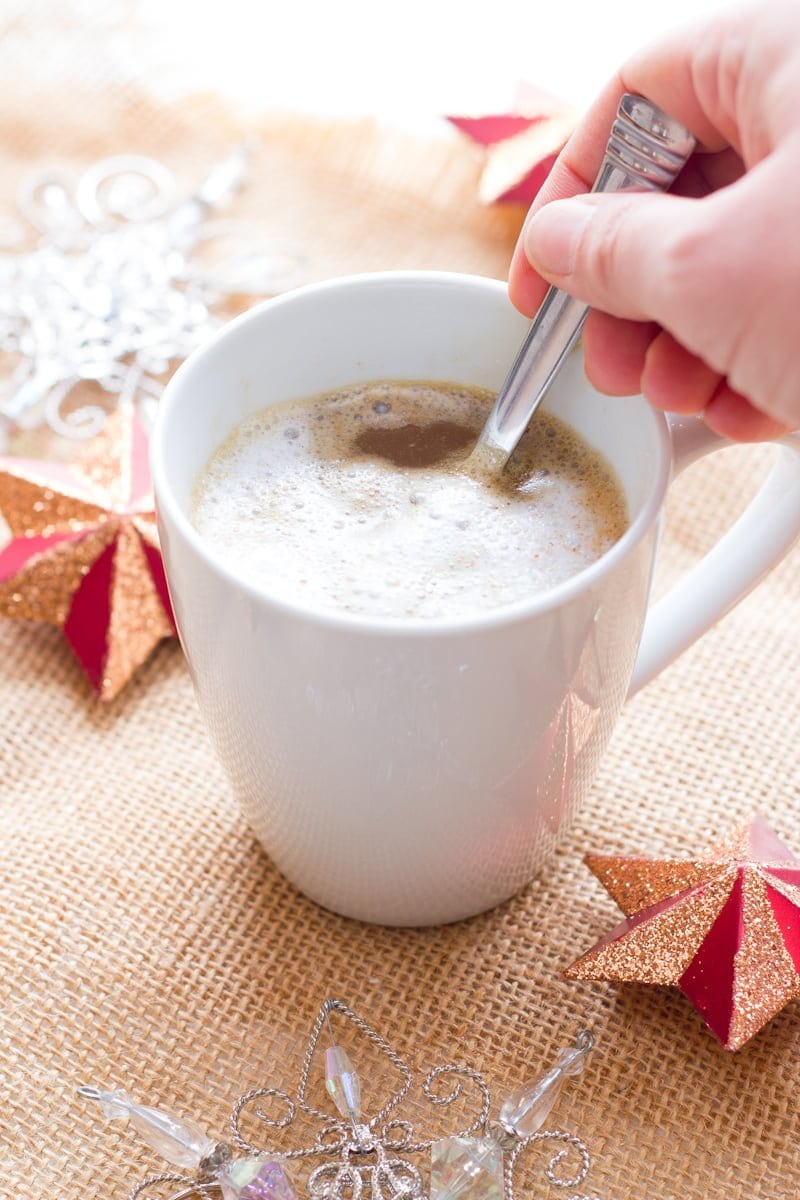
[{"xmin": 508, "ymin": 11, "xmax": 735, "ymax": 315}]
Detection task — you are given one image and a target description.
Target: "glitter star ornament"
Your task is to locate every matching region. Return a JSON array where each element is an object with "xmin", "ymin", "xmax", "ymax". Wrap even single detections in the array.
[
  {"xmin": 0, "ymin": 409, "xmax": 175, "ymax": 700},
  {"xmin": 566, "ymin": 815, "xmax": 800, "ymax": 1050},
  {"xmin": 447, "ymin": 84, "xmax": 578, "ymax": 206}
]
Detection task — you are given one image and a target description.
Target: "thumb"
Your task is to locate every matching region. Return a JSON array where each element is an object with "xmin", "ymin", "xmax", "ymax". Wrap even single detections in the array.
[{"xmin": 522, "ymin": 190, "xmax": 706, "ymax": 328}]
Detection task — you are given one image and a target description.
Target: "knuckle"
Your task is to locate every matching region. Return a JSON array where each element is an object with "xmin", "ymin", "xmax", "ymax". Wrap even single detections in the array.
[
  {"xmin": 659, "ymin": 196, "xmax": 779, "ymax": 372},
  {"xmin": 582, "ymin": 199, "xmax": 634, "ymax": 299},
  {"xmin": 659, "ymin": 217, "xmax": 715, "ymax": 300},
  {"xmin": 657, "ymin": 212, "xmax": 745, "ymax": 366}
]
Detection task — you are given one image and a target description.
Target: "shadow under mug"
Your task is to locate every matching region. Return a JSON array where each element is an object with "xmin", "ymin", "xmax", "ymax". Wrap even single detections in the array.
[{"xmin": 152, "ymin": 272, "xmax": 800, "ymax": 926}]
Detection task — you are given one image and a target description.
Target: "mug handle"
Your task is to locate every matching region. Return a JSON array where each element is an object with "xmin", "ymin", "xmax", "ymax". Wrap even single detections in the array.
[{"xmin": 628, "ymin": 417, "xmax": 800, "ymax": 696}]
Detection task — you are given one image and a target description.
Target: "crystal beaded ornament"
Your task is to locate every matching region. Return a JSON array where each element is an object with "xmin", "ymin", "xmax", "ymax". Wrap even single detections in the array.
[
  {"xmin": 80, "ymin": 999, "xmax": 598, "ymax": 1200},
  {"xmin": 0, "ymin": 144, "xmax": 306, "ymax": 445}
]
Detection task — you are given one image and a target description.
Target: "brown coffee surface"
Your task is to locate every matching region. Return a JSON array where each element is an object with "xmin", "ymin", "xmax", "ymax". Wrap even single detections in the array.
[{"xmin": 191, "ymin": 380, "xmax": 628, "ymax": 618}]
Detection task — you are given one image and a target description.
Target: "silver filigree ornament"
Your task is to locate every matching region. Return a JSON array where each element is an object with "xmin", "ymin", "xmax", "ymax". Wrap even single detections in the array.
[
  {"xmin": 0, "ymin": 143, "xmax": 306, "ymax": 446},
  {"xmin": 79, "ymin": 998, "xmax": 602, "ymax": 1200}
]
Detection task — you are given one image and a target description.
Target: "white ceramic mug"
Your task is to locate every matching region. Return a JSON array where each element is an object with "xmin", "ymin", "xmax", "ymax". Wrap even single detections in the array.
[{"xmin": 153, "ymin": 272, "xmax": 800, "ymax": 926}]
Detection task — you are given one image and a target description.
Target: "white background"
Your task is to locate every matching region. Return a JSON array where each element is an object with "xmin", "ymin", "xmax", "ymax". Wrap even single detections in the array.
[{"xmin": 141, "ymin": 0, "xmax": 733, "ymax": 124}]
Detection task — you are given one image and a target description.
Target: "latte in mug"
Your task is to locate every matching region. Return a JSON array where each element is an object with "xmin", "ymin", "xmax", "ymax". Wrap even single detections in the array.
[{"xmin": 191, "ymin": 380, "xmax": 628, "ymax": 619}]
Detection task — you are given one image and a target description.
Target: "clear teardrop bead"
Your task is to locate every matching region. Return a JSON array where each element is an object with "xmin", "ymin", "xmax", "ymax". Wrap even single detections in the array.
[
  {"xmin": 325, "ymin": 1046, "xmax": 361, "ymax": 1122},
  {"xmin": 126, "ymin": 1100, "xmax": 217, "ymax": 1168},
  {"xmin": 80, "ymin": 1087, "xmax": 216, "ymax": 1168},
  {"xmin": 498, "ymin": 1066, "xmax": 566, "ymax": 1137},
  {"xmin": 498, "ymin": 1033, "xmax": 593, "ymax": 1139}
]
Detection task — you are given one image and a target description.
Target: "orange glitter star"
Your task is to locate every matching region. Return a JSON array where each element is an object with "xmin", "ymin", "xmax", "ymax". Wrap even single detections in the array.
[
  {"xmin": 566, "ymin": 815, "xmax": 800, "ymax": 1050},
  {"xmin": 0, "ymin": 410, "xmax": 175, "ymax": 700}
]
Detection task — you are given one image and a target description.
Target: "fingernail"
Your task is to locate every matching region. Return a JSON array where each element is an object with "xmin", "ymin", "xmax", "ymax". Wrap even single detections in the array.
[{"xmin": 523, "ymin": 198, "xmax": 595, "ymax": 276}]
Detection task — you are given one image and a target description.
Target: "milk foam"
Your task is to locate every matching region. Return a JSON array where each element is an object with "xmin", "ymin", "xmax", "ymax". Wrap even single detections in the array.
[{"xmin": 191, "ymin": 381, "xmax": 628, "ymax": 619}]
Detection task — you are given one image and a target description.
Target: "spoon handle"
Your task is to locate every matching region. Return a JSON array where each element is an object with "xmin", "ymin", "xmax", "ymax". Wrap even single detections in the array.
[{"xmin": 476, "ymin": 94, "xmax": 696, "ymax": 468}]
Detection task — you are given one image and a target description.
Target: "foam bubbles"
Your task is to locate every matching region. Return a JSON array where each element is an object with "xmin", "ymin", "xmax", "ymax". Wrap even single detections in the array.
[{"xmin": 191, "ymin": 381, "xmax": 628, "ymax": 619}]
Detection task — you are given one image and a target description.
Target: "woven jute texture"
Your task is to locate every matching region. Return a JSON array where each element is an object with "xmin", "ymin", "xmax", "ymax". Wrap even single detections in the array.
[{"xmin": 2, "ymin": 21, "xmax": 800, "ymax": 1200}]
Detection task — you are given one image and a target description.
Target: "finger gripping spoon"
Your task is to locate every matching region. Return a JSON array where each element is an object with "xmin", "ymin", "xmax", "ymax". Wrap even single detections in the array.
[{"xmin": 473, "ymin": 93, "xmax": 696, "ymax": 472}]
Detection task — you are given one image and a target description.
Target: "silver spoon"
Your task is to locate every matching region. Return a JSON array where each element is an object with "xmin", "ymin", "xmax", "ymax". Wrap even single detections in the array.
[{"xmin": 473, "ymin": 93, "xmax": 696, "ymax": 472}]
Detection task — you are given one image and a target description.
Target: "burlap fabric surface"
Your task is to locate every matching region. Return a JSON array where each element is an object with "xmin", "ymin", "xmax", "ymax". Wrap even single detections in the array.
[{"xmin": 1, "ymin": 24, "xmax": 799, "ymax": 1200}]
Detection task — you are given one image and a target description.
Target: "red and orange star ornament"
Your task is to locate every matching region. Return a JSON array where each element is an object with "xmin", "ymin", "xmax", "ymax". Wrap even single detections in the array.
[
  {"xmin": 0, "ymin": 411, "xmax": 175, "ymax": 700},
  {"xmin": 447, "ymin": 83, "xmax": 578, "ymax": 206},
  {"xmin": 566, "ymin": 815, "xmax": 800, "ymax": 1050}
]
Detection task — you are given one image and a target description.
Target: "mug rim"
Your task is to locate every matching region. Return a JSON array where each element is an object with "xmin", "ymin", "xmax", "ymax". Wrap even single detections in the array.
[{"xmin": 152, "ymin": 270, "xmax": 673, "ymax": 636}]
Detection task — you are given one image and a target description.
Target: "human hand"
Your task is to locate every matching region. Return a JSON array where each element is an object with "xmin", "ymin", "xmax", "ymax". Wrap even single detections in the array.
[{"xmin": 508, "ymin": 0, "xmax": 800, "ymax": 440}]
